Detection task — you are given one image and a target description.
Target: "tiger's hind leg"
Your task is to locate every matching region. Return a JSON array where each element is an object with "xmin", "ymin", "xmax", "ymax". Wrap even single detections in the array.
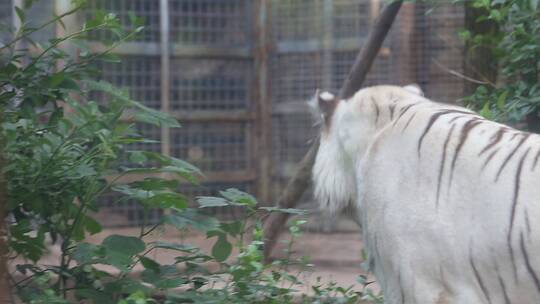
[
  {"xmin": 394, "ymin": 267, "xmax": 470, "ymax": 304},
  {"xmin": 405, "ymin": 277, "xmax": 488, "ymax": 304}
]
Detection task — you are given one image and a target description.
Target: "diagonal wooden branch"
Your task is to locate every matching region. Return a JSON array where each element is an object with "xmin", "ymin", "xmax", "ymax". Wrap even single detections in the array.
[{"xmin": 263, "ymin": 0, "xmax": 404, "ymax": 260}]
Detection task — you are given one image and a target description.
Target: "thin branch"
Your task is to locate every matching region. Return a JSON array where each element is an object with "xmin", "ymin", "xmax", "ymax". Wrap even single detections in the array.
[
  {"xmin": 340, "ymin": 0, "xmax": 404, "ymax": 99},
  {"xmin": 0, "ymin": 5, "xmax": 83, "ymax": 51},
  {"xmin": 432, "ymin": 31, "xmax": 498, "ymax": 88},
  {"xmin": 432, "ymin": 59, "xmax": 494, "ymax": 86},
  {"xmin": 141, "ymin": 222, "xmax": 161, "ymax": 237},
  {"xmin": 24, "ymin": 23, "xmax": 109, "ymax": 71},
  {"xmin": 59, "ymin": 29, "xmax": 142, "ymax": 74}
]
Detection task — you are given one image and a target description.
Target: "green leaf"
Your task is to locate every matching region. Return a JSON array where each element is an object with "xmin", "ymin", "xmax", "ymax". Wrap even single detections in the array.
[
  {"xmin": 140, "ymin": 256, "xmax": 160, "ymax": 273},
  {"xmin": 497, "ymin": 91, "xmax": 509, "ymax": 111},
  {"xmin": 128, "ymin": 151, "xmax": 148, "ymax": 164},
  {"xmin": 155, "ymin": 277, "xmax": 188, "ymax": 289},
  {"xmin": 121, "ymin": 167, "xmax": 196, "ymax": 184},
  {"xmin": 132, "ymin": 151, "xmax": 202, "ymax": 175},
  {"xmin": 145, "ymin": 191, "xmax": 188, "ymax": 209},
  {"xmin": 103, "ymin": 253, "xmax": 134, "ymax": 272},
  {"xmin": 112, "ymin": 184, "xmax": 187, "ymax": 209},
  {"xmin": 49, "ymin": 72, "xmax": 65, "ymax": 87},
  {"xmin": 197, "ymin": 196, "xmax": 229, "ymax": 208},
  {"xmin": 131, "ymin": 178, "xmax": 178, "ymax": 191},
  {"xmin": 174, "ymin": 254, "xmax": 213, "ymax": 264},
  {"xmin": 105, "ymin": 278, "xmax": 152, "ymax": 296},
  {"xmin": 84, "ymin": 215, "xmax": 102, "ymax": 235},
  {"xmin": 489, "ymin": 9, "xmax": 502, "ymax": 22},
  {"xmin": 152, "ymin": 241, "xmax": 198, "ymax": 253},
  {"xmin": 166, "ymin": 291, "xmax": 227, "ymax": 303},
  {"xmin": 219, "ymin": 188, "xmax": 257, "ymax": 207},
  {"xmin": 458, "ymin": 29, "xmax": 471, "ymax": 41},
  {"xmin": 259, "ymin": 207, "xmax": 307, "ymax": 215},
  {"xmin": 112, "ymin": 184, "xmax": 151, "ymax": 200},
  {"xmin": 15, "ymin": 6, "xmax": 25, "ymax": 22},
  {"xmin": 76, "ymin": 289, "xmax": 114, "ymax": 304},
  {"xmin": 141, "ymin": 268, "xmax": 187, "ymax": 289},
  {"xmin": 127, "ymin": 151, "xmax": 203, "ymax": 184},
  {"xmin": 73, "ymin": 243, "xmax": 102, "ymax": 264},
  {"xmin": 475, "ymin": 85, "xmax": 488, "ymax": 96},
  {"xmin": 102, "ymin": 235, "xmax": 145, "ymax": 256},
  {"xmin": 86, "ymin": 80, "xmax": 180, "ymax": 128},
  {"xmin": 59, "ymin": 78, "xmax": 80, "ymax": 90},
  {"xmin": 132, "ymin": 111, "xmax": 179, "ymax": 128},
  {"xmin": 71, "ymin": 163, "xmax": 97, "ymax": 178},
  {"xmin": 220, "ymin": 221, "xmax": 243, "ymax": 236},
  {"xmin": 163, "ymin": 209, "xmax": 220, "ymax": 232},
  {"xmin": 479, "ymin": 102, "xmax": 492, "ymax": 119},
  {"xmin": 211, "ymin": 235, "xmax": 232, "ymax": 262}
]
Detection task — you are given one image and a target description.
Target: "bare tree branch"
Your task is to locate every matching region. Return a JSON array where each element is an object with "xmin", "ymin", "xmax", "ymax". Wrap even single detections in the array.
[
  {"xmin": 432, "ymin": 59, "xmax": 494, "ymax": 86},
  {"xmin": 264, "ymin": 0, "xmax": 404, "ymax": 260}
]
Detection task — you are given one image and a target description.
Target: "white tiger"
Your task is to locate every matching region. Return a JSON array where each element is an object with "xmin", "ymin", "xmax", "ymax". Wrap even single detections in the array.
[{"xmin": 310, "ymin": 85, "xmax": 540, "ymax": 304}]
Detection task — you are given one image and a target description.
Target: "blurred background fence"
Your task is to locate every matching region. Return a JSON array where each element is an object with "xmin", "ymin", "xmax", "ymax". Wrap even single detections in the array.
[{"xmin": 1, "ymin": 0, "xmax": 465, "ymax": 228}]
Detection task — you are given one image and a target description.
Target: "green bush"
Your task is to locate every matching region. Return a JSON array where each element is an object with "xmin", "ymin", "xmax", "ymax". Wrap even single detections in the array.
[
  {"xmin": 459, "ymin": 0, "xmax": 540, "ymax": 130},
  {"xmin": 1, "ymin": 1, "xmax": 378, "ymax": 303}
]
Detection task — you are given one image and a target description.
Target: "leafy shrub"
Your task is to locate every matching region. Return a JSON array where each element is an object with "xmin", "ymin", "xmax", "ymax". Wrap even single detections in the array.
[
  {"xmin": 458, "ymin": 0, "xmax": 540, "ymax": 130},
  {"xmin": 1, "ymin": 1, "xmax": 377, "ymax": 303}
]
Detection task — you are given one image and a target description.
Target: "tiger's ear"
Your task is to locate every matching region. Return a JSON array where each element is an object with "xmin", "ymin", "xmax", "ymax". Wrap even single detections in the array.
[
  {"xmin": 403, "ymin": 84, "xmax": 424, "ymax": 96},
  {"xmin": 317, "ymin": 90, "xmax": 337, "ymax": 118},
  {"xmin": 309, "ymin": 89, "xmax": 338, "ymax": 126}
]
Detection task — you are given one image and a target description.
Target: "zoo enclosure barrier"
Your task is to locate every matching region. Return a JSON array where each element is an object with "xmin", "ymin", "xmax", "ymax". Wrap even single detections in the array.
[{"xmin": 0, "ymin": 0, "xmax": 465, "ymax": 228}]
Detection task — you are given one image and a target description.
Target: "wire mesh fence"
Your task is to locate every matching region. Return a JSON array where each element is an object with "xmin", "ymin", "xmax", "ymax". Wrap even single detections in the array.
[
  {"xmin": 169, "ymin": 0, "xmax": 251, "ymax": 47},
  {"xmin": 92, "ymin": 55, "xmax": 162, "ymax": 109},
  {"xmin": 333, "ymin": 0, "xmax": 373, "ymax": 39},
  {"xmin": 8, "ymin": 0, "xmax": 467, "ymax": 227},
  {"xmin": 93, "ymin": 192, "xmax": 164, "ymax": 227},
  {"xmin": 0, "ymin": 1, "xmax": 13, "ymax": 27},
  {"xmin": 126, "ymin": 123, "xmax": 162, "ymax": 158},
  {"xmin": 170, "ymin": 59, "xmax": 253, "ymax": 111},
  {"xmin": 170, "ymin": 122, "xmax": 251, "ymax": 172},
  {"xmin": 0, "ymin": 1, "xmax": 13, "ymax": 44},
  {"xmin": 412, "ymin": 3, "xmax": 465, "ymax": 103},
  {"xmin": 270, "ymin": 0, "xmax": 465, "ymax": 211},
  {"xmin": 86, "ymin": 0, "xmax": 161, "ymax": 42}
]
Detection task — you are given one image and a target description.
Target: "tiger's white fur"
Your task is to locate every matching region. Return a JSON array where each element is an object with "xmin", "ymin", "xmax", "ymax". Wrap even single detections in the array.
[{"xmin": 311, "ymin": 85, "xmax": 540, "ymax": 304}]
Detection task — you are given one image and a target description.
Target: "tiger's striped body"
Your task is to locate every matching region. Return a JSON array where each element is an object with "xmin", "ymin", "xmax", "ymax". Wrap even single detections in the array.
[{"xmin": 311, "ymin": 85, "xmax": 540, "ymax": 304}]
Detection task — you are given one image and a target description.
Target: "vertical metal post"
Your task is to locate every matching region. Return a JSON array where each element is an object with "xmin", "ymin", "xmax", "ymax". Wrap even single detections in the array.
[
  {"xmin": 12, "ymin": 0, "xmax": 22, "ymax": 29},
  {"xmin": 160, "ymin": 0, "xmax": 171, "ymax": 157},
  {"xmin": 321, "ymin": 0, "xmax": 333, "ymax": 91},
  {"xmin": 254, "ymin": 0, "xmax": 272, "ymax": 205},
  {"xmin": 159, "ymin": 0, "xmax": 174, "ymax": 226},
  {"xmin": 370, "ymin": 0, "xmax": 381, "ymax": 25},
  {"xmin": 53, "ymin": 0, "xmax": 80, "ymax": 118},
  {"xmin": 54, "ymin": 0, "xmax": 78, "ymax": 70},
  {"xmin": 55, "ymin": 0, "xmax": 70, "ymax": 37},
  {"xmin": 12, "ymin": 0, "xmax": 23, "ymax": 51}
]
